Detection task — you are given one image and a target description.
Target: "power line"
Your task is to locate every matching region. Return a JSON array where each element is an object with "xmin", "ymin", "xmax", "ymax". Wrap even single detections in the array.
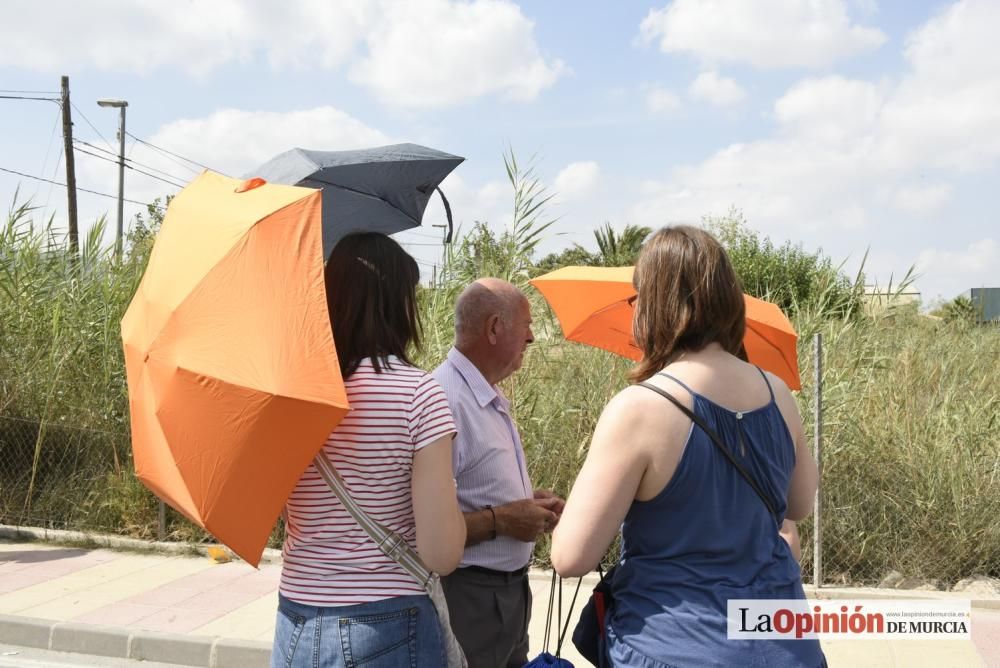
[
  {"xmin": 74, "ymin": 139, "xmax": 190, "ymax": 185},
  {"xmin": 0, "ymin": 89, "xmax": 59, "ymax": 95},
  {"xmin": 0, "ymin": 165, "xmax": 163, "ymax": 209},
  {"xmin": 72, "ymin": 139, "xmax": 118, "ymax": 158},
  {"xmin": 70, "ymin": 101, "xmax": 115, "ymax": 151},
  {"xmin": 0, "ymin": 94, "xmax": 59, "ymax": 102},
  {"xmin": 127, "ymin": 165, "xmax": 184, "ymax": 189},
  {"xmin": 125, "ymin": 132, "xmax": 220, "ymax": 174},
  {"xmin": 72, "ymin": 146, "xmax": 124, "ymax": 169},
  {"xmin": 40, "ymin": 146, "xmax": 64, "ymax": 222},
  {"xmin": 32, "ymin": 103, "xmax": 63, "ymax": 203},
  {"xmin": 73, "ymin": 145, "xmax": 186, "ymax": 189},
  {"xmin": 130, "ymin": 140, "xmax": 203, "ymax": 176}
]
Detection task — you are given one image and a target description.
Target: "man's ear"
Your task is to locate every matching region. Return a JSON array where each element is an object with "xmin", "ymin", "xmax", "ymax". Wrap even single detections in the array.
[{"xmin": 486, "ymin": 313, "xmax": 501, "ymax": 345}]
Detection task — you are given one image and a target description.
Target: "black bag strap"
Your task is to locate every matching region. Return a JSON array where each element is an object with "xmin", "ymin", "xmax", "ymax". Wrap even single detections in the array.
[
  {"xmin": 637, "ymin": 381, "xmax": 780, "ymax": 525},
  {"xmin": 542, "ymin": 571, "xmax": 583, "ymax": 657}
]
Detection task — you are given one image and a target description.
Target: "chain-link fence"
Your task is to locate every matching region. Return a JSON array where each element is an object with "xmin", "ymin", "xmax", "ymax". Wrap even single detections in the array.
[
  {"xmin": 2, "ymin": 330, "xmax": 998, "ymax": 591},
  {"xmin": 0, "ymin": 414, "xmax": 174, "ymax": 540},
  {"xmin": 795, "ymin": 330, "xmax": 1000, "ymax": 593}
]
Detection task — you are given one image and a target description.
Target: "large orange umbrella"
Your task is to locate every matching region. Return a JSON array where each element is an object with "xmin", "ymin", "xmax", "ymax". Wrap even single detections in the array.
[
  {"xmin": 529, "ymin": 266, "xmax": 801, "ymax": 390},
  {"xmin": 121, "ymin": 171, "xmax": 350, "ymax": 566}
]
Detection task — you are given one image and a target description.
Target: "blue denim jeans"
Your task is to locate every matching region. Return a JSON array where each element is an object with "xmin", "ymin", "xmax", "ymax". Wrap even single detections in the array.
[{"xmin": 270, "ymin": 593, "xmax": 445, "ymax": 668}]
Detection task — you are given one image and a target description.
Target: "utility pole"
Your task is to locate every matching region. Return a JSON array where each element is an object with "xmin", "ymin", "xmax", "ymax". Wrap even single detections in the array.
[
  {"xmin": 60, "ymin": 76, "xmax": 79, "ymax": 256},
  {"xmin": 432, "ymin": 222, "xmax": 448, "ymax": 288},
  {"xmin": 97, "ymin": 98, "xmax": 128, "ymax": 259}
]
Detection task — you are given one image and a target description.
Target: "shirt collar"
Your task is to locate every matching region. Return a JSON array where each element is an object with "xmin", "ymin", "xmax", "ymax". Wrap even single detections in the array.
[{"xmin": 447, "ymin": 347, "xmax": 498, "ymax": 408}]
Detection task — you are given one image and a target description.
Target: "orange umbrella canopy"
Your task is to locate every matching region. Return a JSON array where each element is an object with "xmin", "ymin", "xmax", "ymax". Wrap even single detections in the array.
[
  {"xmin": 529, "ymin": 266, "xmax": 801, "ymax": 390},
  {"xmin": 121, "ymin": 171, "xmax": 349, "ymax": 566}
]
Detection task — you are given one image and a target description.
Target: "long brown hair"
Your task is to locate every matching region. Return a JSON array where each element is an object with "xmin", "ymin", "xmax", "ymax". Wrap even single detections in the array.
[
  {"xmin": 325, "ymin": 232, "xmax": 421, "ymax": 377},
  {"xmin": 629, "ymin": 225, "xmax": 745, "ymax": 383}
]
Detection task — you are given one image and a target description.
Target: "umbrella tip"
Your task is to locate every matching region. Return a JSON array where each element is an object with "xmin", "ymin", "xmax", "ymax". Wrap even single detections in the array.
[{"xmin": 235, "ymin": 177, "xmax": 267, "ymax": 193}]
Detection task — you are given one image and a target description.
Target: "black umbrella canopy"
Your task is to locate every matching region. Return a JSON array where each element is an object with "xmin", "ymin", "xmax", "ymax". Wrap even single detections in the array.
[{"xmin": 248, "ymin": 143, "xmax": 465, "ymax": 256}]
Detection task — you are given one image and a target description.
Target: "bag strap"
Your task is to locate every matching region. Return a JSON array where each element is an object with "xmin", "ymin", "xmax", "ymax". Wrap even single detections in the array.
[
  {"xmin": 542, "ymin": 571, "xmax": 583, "ymax": 657},
  {"xmin": 556, "ymin": 576, "xmax": 583, "ymax": 656},
  {"xmin": 312, "ymin": 452, "xmax": 434, "ymax": 589},
  {"xmin": 636, "ymin": 382, "xmax": 780, "ymax": 525}
]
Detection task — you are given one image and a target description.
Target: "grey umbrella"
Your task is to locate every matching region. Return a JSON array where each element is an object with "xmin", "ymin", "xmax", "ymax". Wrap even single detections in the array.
[{"xmin": 248, "ymin": 142, "xmax": 465, "ymax": 257}]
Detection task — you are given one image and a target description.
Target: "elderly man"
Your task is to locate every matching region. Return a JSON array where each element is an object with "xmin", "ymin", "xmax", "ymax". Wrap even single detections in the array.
[{"xmin": 433, "ymin": 278, "xmax": 564, "ymax": 668}]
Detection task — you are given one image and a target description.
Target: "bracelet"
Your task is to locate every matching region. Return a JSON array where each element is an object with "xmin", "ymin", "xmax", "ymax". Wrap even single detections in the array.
[{"xmin": 485, "ymin": 505, "xmax": 497, "ymax": 540}]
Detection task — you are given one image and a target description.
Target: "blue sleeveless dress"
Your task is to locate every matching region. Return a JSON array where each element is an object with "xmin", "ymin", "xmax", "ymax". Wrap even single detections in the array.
[{"xmin": 605, "ymin": 370, "xmax": 826, "ymax": 667}]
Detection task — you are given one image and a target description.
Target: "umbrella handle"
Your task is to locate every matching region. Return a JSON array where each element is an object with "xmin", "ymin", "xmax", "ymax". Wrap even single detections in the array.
[{"xmin": 436, "ymin": 187, "xmax": 454, "ymax": 244}]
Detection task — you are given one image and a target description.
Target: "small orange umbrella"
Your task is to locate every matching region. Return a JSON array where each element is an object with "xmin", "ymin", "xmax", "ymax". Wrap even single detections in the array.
[
  {"xmin": 121, "ymin": 171, "xmax": 350, "ymax": 566},
  {"xmin": 529, "ymin": 266, "xmax": 801, "ymax": 390}
]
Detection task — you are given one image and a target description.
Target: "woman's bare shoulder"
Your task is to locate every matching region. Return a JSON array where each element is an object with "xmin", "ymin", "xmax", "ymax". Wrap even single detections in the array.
[{"xmin": 599, "ymin": 382, "xmax": 694, "ymax": 447}]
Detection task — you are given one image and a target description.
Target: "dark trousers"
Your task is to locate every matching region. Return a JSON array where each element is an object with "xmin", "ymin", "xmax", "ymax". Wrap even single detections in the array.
[{"xmin": 441, "ymin": 566, "xmax": 531, "ymax": 668}]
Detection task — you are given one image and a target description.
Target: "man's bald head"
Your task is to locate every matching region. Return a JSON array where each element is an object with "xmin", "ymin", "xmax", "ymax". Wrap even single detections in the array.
[{"xmin": 455, "ymin": 278, "xmax": 526, "ymax": 348}]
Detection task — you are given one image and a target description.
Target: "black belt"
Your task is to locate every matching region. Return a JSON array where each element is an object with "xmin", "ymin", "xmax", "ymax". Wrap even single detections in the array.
[{"xmin": 462, "ymin": 564, "xmax": 529, "ymax": 581}]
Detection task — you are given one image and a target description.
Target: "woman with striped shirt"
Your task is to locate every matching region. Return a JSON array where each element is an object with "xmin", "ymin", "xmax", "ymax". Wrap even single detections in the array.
[{"xmin": 271, "ymin": 232, "xmax": 466, "ymax": 668}]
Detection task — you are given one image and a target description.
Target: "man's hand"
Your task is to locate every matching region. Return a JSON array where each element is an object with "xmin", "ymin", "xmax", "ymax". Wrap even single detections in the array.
[
  {"xmin": 496, "ymin": 499, "xmax": 559, "ymax": 542},
  {"xmin": 533, "ymin": 489, "xmax": 565, "ymax": 517}
]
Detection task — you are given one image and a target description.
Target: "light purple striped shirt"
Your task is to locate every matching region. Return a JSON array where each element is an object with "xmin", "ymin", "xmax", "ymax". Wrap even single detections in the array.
[{"xmin": 432, "ymin": 347, "xmax": 534, "ymax": 571}]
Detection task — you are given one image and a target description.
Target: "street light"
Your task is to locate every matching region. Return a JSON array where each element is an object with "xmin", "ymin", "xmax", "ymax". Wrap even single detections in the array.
[{"xmin": 97, "ymin": 98, "xmax": 127, "ymax": 259}]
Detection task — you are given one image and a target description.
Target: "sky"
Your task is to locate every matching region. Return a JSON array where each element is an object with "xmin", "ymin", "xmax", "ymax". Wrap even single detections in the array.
[{"xmin": 1, "ymin": 0, "xmax": 997, "ymax": 304}]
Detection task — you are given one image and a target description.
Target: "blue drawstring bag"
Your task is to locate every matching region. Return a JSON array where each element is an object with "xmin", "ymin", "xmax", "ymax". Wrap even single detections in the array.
[
  {"xmin": 523, "ymin": 571, "xmax": 581, "ymax": 668},
  {"xmin": 525, "ymin": 653, "xmax": 574, "ymax": 668}
]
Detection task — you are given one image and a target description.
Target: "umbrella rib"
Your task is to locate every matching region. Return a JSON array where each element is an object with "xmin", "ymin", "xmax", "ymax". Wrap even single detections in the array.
[
  {"xmin": 567, "ymin": 298, "xmax": 631, "ymax": 338},
  {"xmin": 744, "ymin": 321, "xmax": 795, "ymax": 368},
  {"xmin": 300, "ymin": 176, "xmax": 422, "ymax": 226}
]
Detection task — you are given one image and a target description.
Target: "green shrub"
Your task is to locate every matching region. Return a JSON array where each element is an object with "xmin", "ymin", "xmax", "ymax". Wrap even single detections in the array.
[{"xmin": 705, "ymin": 207, "xmax": 864, "ymax": 319}]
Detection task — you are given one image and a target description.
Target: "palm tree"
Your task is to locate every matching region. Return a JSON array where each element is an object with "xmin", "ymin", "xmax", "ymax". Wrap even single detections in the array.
[
  {"xmin": 938, "ymin": 295, "xmax": 981, "ymax": 324},
  {"xmin": 592, "ymin": 223, "xmax": 652, "ymax": 266}
]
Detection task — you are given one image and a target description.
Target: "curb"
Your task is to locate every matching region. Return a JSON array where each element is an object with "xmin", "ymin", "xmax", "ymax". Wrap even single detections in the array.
[
  {"xmin": 0, "ymin": 614, "xmax": 270, "ymax": 668},
  {"xmin": 803, "ymin": 586, "xmax": 1000, "ymax": 611},
  {"xmin": 0, "ymin": 524, "xmax": 283, "ymax": 565}
]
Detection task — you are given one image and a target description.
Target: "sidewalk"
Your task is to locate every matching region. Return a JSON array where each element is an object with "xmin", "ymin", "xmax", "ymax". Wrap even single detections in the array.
[{"xmin": 0, "ymin": 536, "xmax": 995, "ymax": 667}]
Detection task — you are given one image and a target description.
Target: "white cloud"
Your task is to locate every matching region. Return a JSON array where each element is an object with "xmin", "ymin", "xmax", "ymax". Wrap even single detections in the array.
[
  {"xmin": 875, "ymin": 0, "xmax": 1000, "ymax": 171},
  {"xmin": 639, "ymin": 0, "xmax": 886, "ymax": 69},
  {"xmin": 0, "ymin": 0, "xmax": 372, "ymax": 77},
  {"xmin": 628, "ymin": 0, "xmax": 1000, "ymax": 300},
  {"xmin": 349, "ymin": 0, "xmax": 565, "ymax": 107},
  {"xmin": 645, "ymin": 86, "xmax": 682, "ymax": 113},
  {"xmin": 0, "ymin": 0, "xmax": 562, "ymax": 107},
  {"xmin": 554, "ymin": 161, "xmax": 600, "ymax": 199},
  {"xmin": 891, "ymin": 184, "xmax": 954, "ymax": 215},
  {"xmin": 850, "ymin": 0, "xmax": 880, "ymax": 17},
  {"xmin": 689, "ymin": 70, "xmax": 746, "ymax": 106},
  {"xmin": 915, "ymin": 239, "xmax": 998, "ymax": 299},
  {"xmin": 774, "ymin": 76, "xmax": 883, "ymax": 143},
  {"xmin": 149, "ymin": 107, "xmax": 391, "ymax": 180}
]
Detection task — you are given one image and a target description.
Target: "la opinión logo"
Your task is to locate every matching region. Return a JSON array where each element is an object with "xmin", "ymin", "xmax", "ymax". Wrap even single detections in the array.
[{"xmin": 727, "ymin": 599, "xmax": 971, "ymax": 640}]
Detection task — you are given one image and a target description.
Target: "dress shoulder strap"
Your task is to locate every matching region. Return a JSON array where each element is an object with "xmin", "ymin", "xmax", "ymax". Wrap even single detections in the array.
[
  {"xmin": 656, "ymin": 372, "xmax": 697, "ymax": 398},
  {"xmin": 754, "ymin": 366, "xmax": 775, "ymax": 402}
]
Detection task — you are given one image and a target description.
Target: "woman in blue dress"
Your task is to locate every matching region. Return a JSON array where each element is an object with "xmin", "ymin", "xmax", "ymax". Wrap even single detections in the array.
[{"xmin": 552, "ymin": 225, "xmax": 825, "ymax": 667}]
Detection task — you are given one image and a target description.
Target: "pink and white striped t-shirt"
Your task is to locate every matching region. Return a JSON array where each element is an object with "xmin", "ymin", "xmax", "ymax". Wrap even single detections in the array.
[{"xmin": 279, "ymin": 356, "xmax": 456, "ymax": 606}]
